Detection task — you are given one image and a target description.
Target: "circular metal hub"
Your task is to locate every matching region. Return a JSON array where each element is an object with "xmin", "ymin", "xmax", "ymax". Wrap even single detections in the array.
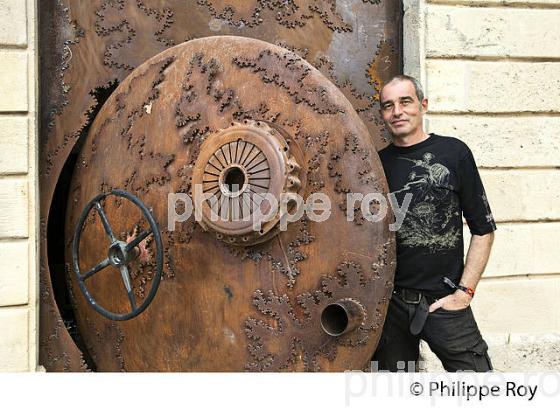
[
  {"xmin": 193, "ymin": 120, "xmax": 302, "ymax": 245},
  {"xmin": 108, "ymin": 241, "xmax": 129, "ymax": 267}
]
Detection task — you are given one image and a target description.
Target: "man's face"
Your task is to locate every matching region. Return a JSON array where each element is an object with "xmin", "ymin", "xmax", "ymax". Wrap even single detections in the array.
[{"xmin": 379, "ymin": 79, "xmax": 427, "ymax": 139}]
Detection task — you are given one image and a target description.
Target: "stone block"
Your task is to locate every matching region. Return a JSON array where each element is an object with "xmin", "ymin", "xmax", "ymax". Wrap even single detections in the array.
[
  {"xmin": 426, "ymin": 60, "xmax": 560, "ymax": 112},
  {"xmin": 0, "ymin": 179, "xmax": 28, "ymax": 238},
  {"xmin": 0, "ymin": 0, "xmax": 27, "ymax": 46},
  {"xmin": 0, "ymin": 51, "xmax": 28, "ymax": 112},
  {"xmin": 426, "ymin": 5, "xmax": 560, "ymax": 58},
  {"xmin": 0, "ymin": 307, "xmax": 29, "ymax": 371},
  {"xmin": 0, "ymin": 116, "xmax": 28, "ymax": 174},
  {"xmin": 479, "ymin": 170, "xmax": 560, "ymax": 221},
  {"xmin": 0, "ymin": 240, "xmax": 28, "ymax": 306},
  {"xmin": 464, "ymin": 222, "xmax": 560, "ymax": 278},
  {"xmin": 427, "ymin": 115, "xmax": 560, "ymax": 167}
]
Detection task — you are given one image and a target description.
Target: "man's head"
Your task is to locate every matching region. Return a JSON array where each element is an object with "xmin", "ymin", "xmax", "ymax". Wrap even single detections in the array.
[{"xmin": 379, "ymin": 75, "xmax": 428, "ymax": 139}]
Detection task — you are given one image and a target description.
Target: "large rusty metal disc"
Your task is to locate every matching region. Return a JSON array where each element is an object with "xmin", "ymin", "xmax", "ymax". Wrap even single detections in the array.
[{"xmin": 66, "ymin": 36, "xmax": 395, "ymax": 371}]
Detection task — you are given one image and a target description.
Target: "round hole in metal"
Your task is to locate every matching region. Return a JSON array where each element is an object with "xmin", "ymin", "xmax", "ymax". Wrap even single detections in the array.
[
  {"xmin": 223, "ymin": 166, "xmax": 246, "ymax": 194},
  {"xmin": 321, "ymin": 303, "xmax": 349, "ymax": 337}
]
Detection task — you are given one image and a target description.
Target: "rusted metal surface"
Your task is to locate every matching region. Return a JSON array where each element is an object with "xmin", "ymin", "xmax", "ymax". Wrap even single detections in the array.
[{"xmin": 39, "ymin": 0, "xmax": 401, "ymax": 371}]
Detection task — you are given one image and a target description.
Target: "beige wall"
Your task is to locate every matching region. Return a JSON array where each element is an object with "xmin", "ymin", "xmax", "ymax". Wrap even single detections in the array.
[
  {"xmin": 404, "ymin": 0, "xmax": 560, "ymax": 368},
  {"xmin": 0, "ymin": 0, "xmax": 38, "ymax": 371}
]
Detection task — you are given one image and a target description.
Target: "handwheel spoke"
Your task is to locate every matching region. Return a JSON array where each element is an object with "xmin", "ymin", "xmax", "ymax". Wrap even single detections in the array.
[
  {"xmin": 127, "ymin": 290, "xmax": 137, "ymax": 310},
  {"xmin": 82, "ymin": 258, "xmax": 110, "ymax": 280},
  {"xmin": 95, "ymin": 202, "xmax": 116, "ymax": 242},
  {"xmin": 119, "ymin": 265, "xmax": 137, "ymax": 310},
  {"xmin": 119, "ymin": 265, "xmax": 133, "ymax": 292},
  {"xmin": 125, "ymin": 229, "xmax": 152, "ymax": 251}
]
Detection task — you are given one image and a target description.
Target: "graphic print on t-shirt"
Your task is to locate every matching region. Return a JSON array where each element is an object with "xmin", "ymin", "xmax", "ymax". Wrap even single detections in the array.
[
  {"xmin": 481, "ymin": 193, "xmax": 497, "ymax": 229},
  {"xmin": 392, "ymin": 152, "xmax": 461, "ymax": 253}
]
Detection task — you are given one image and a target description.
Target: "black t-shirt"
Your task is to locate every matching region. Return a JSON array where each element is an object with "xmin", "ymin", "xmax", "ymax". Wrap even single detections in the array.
[{"xmin": 379, "ymin": 134, "xmax": 497, "ymax": 297}]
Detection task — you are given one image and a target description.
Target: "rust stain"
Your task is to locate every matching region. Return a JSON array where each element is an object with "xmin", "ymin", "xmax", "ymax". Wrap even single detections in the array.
[{"xmin": 366, "ymin": 39, "xmax": 397, "ymax": 101}]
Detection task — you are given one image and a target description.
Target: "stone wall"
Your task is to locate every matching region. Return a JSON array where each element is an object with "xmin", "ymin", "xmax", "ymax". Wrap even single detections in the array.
[
  {"xmin": 0, "ymin": 0, "xmax": 38, "ymax": 371},
  {"xmin": 403, "ymin": 0, "xmax": 560, "ymax": 370}
]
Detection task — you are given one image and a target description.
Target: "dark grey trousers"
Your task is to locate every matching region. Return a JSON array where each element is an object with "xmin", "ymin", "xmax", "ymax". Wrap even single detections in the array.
[{"xmin": 372, "ymin": 292, "xmax": 493, "ymax": 372}]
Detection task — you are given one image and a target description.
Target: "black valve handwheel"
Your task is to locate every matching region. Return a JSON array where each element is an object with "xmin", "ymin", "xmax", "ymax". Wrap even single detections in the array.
[{"xmin": 72, "ymin": 189, "xmax": 163, "ymax": 321}]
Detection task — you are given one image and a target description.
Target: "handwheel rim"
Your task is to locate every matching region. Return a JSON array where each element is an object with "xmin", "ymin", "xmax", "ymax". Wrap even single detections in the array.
[{"xmin": 72, "ymin": 189, "xmax": 163, "ymax": 321}]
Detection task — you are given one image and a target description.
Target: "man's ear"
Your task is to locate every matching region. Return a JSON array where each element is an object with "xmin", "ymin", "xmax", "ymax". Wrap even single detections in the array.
[{"xmin": 421, "ymin": 98, "xmax": 428, "ymax": 113}]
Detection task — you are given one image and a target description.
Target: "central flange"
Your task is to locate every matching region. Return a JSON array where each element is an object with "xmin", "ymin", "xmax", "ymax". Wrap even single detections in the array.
[
  {"xmin": 108, "ymin": 241, "xmax": 129, "ymax": 267},
  {"xmin": 192, "ymin": 120, "xmax": 303, "ymax": 246}
]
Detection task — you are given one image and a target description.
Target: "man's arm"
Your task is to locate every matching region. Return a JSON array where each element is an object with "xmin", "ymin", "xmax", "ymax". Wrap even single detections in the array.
[
  {"xmin": 459, "ymin": 231, "xmax": 495, "ymax": 291},
  {"xmin": 429, "ymin": 231, "xmax": 495, "ymax": 312}
]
